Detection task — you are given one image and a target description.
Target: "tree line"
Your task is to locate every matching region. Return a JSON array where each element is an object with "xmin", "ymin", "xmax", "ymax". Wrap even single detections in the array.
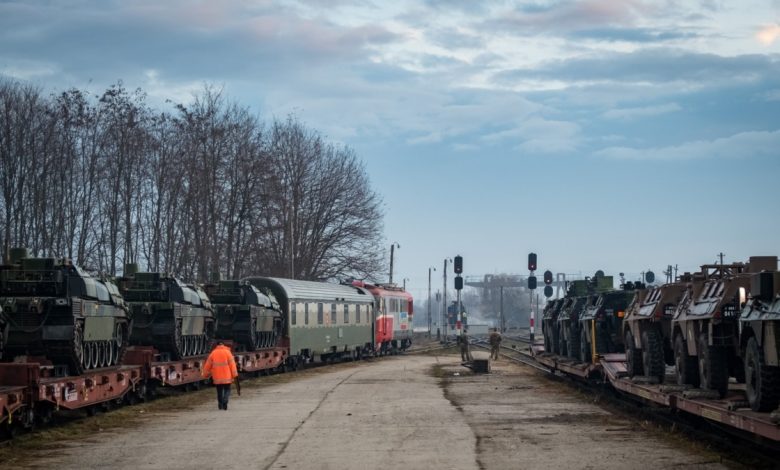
[{"xmin": 0, "ymin": 79, "xmax": 384, "ymax": 282}]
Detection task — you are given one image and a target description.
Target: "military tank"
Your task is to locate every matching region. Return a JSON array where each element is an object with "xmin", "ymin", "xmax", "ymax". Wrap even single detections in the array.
[
  {"xmin": 0, "ymin": 248, "xmax": 130, "ymax": 374},
  {"xmin": 118, "ymin": 264, "xmax": 215, "ymax": 359},
  {"xmin": 205, "ymin": 279, "xmax": 282, "ymax": 351}
]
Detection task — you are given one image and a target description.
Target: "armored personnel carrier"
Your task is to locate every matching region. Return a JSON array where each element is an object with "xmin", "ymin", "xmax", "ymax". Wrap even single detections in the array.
[
  {"xmin": 578, "ymin": 283, "xmax": 639, "ymax": 363},
  {"xmin": 556, "ymin": 279, "xmax": 593, "ymax": 360},
  {"xmin": 118, "ymin": 265, "xmax": 215, "ymax": 359},
  {"xmin": 672, "ymin": 258, "xmax": 774, "ymax": 396},
  {"xmin": 542, "ymin": 298, "xmax": 564, "ymax": 354},
  {"xmin": 739, "ymin": 266, "xmax": 780, "ymax": 411},
  {"xmin": 622, "ymin": 281, "xmax": 686, "ymax": 381},
  {"xmin": 0, "ymin": 248, "xmax": 129, "ymax": 374},
  {"xmin": 205, "ymin": 279, "xmax": 282, "ymax": 351}
]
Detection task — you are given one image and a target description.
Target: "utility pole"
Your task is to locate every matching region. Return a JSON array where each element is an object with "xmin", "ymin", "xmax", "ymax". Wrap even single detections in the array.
[
  {"xmin": 428, "ymin": 267, "xmax": 436, "ymax": 337},
  {"xmin": 389, "ymin": 242, "xmax": 400, "ymax": 284},
  {"xmin": 500, "ymin": 285, "xmax": 504, "ymax": 332},
  {"xmin": 443, "ymin": 258, "xmax": 449, "ymax": 341},
  {"xmin": 718, "ymin": 252, "xmax": 725, "ymax": 265}
]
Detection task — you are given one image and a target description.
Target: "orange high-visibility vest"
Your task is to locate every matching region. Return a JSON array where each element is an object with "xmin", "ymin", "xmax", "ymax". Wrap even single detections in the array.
[{"xmin": 202, "ymin": 345, "xmax": 238, "ymax": 384}]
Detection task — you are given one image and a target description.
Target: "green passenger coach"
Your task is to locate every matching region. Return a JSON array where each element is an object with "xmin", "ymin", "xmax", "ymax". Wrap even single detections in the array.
[{"xmin": 244, "ymin": 277, "xmax": 375, "ymax": 365}]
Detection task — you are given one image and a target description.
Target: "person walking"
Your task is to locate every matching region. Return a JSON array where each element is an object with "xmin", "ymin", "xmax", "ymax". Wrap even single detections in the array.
[
  {"xmin": 202, "ymin": 341, "xmax": 238, "ymax": 410},
  {"xmin": 489, "ymin": 328, "xmax": 502, "ymax": 360}
]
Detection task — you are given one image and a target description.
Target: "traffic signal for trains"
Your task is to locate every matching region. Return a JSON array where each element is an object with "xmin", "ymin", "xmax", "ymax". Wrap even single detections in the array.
[
  {"xmin": 454, "ymin": 255, "xmax": 463, "ymax": 274},
  {"xmin": 527, "ymin": 275, "xmax": 537, "ymax": 290},
  {"xmin": 454, "ymin": 276, "xmax": 463, "ymax": 290},
  {"xmin": 543, "ymin": 270, "xmax": 553, "ymax": 285},
  {"xmin": 544, "ymin": 285, "xmax": 553, "ymax": 298},
  {"xmin": 528, "ymin": 253, "xmax": 537, "ymax": 271}
]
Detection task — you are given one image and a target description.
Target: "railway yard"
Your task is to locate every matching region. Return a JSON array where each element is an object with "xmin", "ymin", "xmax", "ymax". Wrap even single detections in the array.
[{"xmin": 1, "ymin": 335, "xmax": 777, "ymax": 469}]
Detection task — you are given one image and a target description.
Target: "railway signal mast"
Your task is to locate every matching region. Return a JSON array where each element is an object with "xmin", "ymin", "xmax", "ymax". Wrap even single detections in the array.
[
  {"xmin": 454, "ymin": 255, "xmax": 464, "ymax": 335},
  {"xmin": 528, "ymin": 252, "xmax": 537, "ymax": 341}
]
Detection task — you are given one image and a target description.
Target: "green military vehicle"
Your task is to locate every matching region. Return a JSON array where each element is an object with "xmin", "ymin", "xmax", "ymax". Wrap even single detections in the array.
[
  {"xmin": 578, "ymin": 283, "xmax": 640, "ymax": 364},
  {"xmin": 0, "ymin": 248, "xmax": 129, "ymax": 374},
  {"xmin": 119, "ymin": 264, "xmax": 215, "ymax": 359},
  {"xmin": 205, "ymin": 279, "xmax": 282, "ymax": 351},
  {"xmin": 541, "ymin": 298, "xmax": 564, "ymax": 354}
]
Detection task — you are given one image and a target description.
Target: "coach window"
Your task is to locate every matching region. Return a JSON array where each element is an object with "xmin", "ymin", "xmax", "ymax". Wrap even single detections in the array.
[
  {"xmin": 305, "ymin": 303, "xmax": 309, "ymax": 325},
  {"xmin": 318, "ymin": 303, "xmax": 324, "ymax": 324},
  {"xmin": 291, "ymin": 302, "xmax": 297, "ymax": 325},
  {"xmin": 401, "ymin": 299, "xmax": 408, "ymax": 313},
  {"xmin": 344, "ymin": 304, "xmax": 349, "ymax": 324},
  {"xmin": 331, "ymin": 303, "xmax": 337, "ymax": 324},
  {"xmin": 356, "ymin": 304, "xmax": 361, "ymax": 323}
]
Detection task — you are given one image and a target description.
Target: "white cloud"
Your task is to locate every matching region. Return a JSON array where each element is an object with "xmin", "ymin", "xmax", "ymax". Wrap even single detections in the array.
[
  {"xmin": 594, "ymin": 129, "xmax": 780, "ymax": 160},
  {"xmin": 602, "ymin": 102, "xmax": 681, "ymax": 120},
  {"xmin": 0, "ymin": 59, "xmax": 58, "ymax": 80}
]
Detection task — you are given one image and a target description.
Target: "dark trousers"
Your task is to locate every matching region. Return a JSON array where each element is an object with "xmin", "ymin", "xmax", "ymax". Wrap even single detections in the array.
[{"xmin": 216, "ymin": 384, "xmax": 231, "ymax": 410}]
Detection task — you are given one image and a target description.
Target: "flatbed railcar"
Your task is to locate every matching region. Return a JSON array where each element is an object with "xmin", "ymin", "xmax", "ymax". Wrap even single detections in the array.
[{"xmin": 534, "ymin": 259, "xmax": 780, "ymax": 443}]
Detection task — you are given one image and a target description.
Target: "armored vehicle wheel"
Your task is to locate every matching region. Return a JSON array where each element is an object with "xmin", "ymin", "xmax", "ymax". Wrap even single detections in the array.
[
  {"xmin": 641, "ymin": 329, "xmax": 665, "ymax": 383},
  {"xmin": 624, "ymin": 330, "xmax": 642, "ymax": 377},
  {"xmin": 172, "ymin": 319, "xmax": 183, "ymax": 359},
  {"xmin": 97, "ymin": 341, "xmax": 107, "ymax": 368},
  {"xmin": 697, "ymin": 333, "xmax": 728, "ymax": 397},
  {"xmin": 72, "ymin": 322, "xmax": 85, "ymax": 373},
  {"xmin": 558, "ymin": 325, "xmax": 568, "ymax": 356},
  {"xmin": 90, "ymin": 342, "xmax": 100, "ymax": 369},
  {"xmin": 568, "ymin": 325, "xmax": 580, "ymax": 360},
  {"xmin": 744, "ymin": 337, "xmax": 780, "ymax": 412},
  {"xmin": 674, "ymin": 334, "xmax": 699, "ymax": 387},
  {"xmin": 580, "ymin": 328, "xmax": 591, "ymax": 363}
]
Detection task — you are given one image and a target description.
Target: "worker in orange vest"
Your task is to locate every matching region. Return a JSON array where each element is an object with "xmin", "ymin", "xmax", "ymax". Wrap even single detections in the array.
[{"xmin": 202, "ymin": 341, "xmax": 239, "ymax": 410}]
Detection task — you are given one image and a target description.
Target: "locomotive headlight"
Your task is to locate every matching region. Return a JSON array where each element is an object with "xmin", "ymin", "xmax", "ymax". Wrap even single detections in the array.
[{"xmin": 738, "ymin": 287, "xmax": 747, "ymax": 306}]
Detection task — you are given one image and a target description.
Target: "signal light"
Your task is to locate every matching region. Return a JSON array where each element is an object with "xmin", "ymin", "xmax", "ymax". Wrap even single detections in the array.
[
  {"xmin": 454, "ymin": 276, "xmax": 463, "ymax": 290},
  {"xmin": 617, "ymin": 310, "xmax": 625, "ymax": 318},
  {"xmin": 528, "ymin": 275, "xmax": 537, "ymax": 290},
  {"xmin": 454, "ymin": 255, "xmax": 463, "ymax": 274},
  {"xmin": 528, "ymin": 253, "xmax": 537, "ymax": 271},
  {"xmin": 543, "ymin": 285, "xmax": 553, "ymax": 298},
  {"xmin": 543, "ymin": 270, "xmax": 553, "ymax": 285}
]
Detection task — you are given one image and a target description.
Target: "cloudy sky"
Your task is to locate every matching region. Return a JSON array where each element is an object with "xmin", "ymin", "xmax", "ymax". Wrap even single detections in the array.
[{"xmin": 2, "ymin": 0, "xmax": 779, "ymax": 300}]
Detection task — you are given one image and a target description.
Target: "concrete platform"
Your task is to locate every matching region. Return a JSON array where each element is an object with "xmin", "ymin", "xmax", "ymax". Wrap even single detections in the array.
[{"xmin": 13, "ymin": 354, "xmax": 732, "ymax": 469}]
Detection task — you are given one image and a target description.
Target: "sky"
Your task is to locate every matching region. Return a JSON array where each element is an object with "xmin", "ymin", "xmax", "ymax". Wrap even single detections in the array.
[{"xmin": 1, "ymin": 0, "xmax": 779, "ymax": 302}]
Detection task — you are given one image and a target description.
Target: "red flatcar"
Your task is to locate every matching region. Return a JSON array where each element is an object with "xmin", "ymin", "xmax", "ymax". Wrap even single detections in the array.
[{"xmin": 352, "ymin": 281, "xmax": 414, "ymax": 354}]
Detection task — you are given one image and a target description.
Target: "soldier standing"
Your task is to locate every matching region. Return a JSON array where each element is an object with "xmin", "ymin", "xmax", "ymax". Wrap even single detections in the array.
[
  {"xmin": 459, "ymin": 331, "xmax": 473, "ymax": 362},
  {"xmin": 489, "ymin": 328, "xmax": 502, "ymax": 360}
]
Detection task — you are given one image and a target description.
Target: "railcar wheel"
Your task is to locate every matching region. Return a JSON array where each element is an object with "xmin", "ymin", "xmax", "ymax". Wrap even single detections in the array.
[
  {"xmin": 744, "ymin": 337, "xmax": 780, "ymax": 412},
  {"xmin": 674, "ymin": 334, "xmax": 699, "ymax": 387},
  {"xmin": 624, "ymin": 330, "xmax": 642, "ymax": 377},
  {"xmin": 697, "ymin": 332, "xmax": 728, "ymax": 397},
  {"xmin": 641, "ymin": 329, "xmax": 665, "ymax": 383}
]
